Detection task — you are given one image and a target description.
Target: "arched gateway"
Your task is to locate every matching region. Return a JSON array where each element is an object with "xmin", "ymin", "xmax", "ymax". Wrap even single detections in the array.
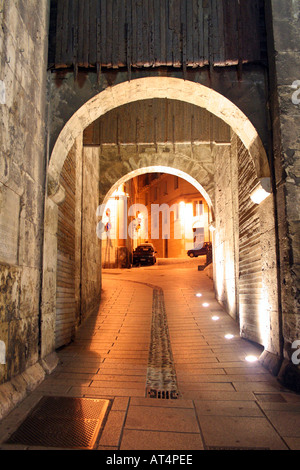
[
  {"xmin": 47, "ymin": 77, "xmax": 269, "ymax": 194},
  {"xmin": 41, "ymin": 77, "xmax": 280, "ymax": 376}
]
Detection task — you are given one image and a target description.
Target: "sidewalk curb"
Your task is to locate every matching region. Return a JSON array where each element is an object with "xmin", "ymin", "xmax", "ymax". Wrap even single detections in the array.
[{"xmin": 0, "ymin": 352, "xmax": 60, "ymax": 421}]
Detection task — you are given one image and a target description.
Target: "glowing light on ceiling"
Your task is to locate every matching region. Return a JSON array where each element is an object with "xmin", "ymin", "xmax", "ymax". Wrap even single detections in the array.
[
  {"xmin": 202, "ymin": 303, "xmax": 209, "ymax": 307},
  {"xmin": 212, "ymin": 316, "xmax": 219, "ymax": 321},
  {"xmin": 195, "ymin": 293, "xmax": 202, "ymax": 297}
]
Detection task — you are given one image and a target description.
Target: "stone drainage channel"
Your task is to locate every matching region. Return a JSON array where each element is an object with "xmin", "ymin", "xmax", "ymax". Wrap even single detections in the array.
[{"xmin": 146, "ymin": 287, "xmax": 179, "ymax": 399}]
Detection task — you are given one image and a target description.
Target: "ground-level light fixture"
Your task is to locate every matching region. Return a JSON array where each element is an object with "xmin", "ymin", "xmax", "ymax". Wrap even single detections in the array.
[
  {"xmin": 250, "ymin": 178, "xmax": 271, "ymax": 205},
  {"xmin": 225, "ymin": 334, "xmax": 234, "ymax": 340},
  {"xmin": 245, "ymin": 355, "xmax": 258, "ymax": 363}
]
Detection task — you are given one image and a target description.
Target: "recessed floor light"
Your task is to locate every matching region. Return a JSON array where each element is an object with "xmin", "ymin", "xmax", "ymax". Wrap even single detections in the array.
[
  {"xmin": 225, "ymin": 334, "xmax": 234, "ymax": 339},
  {"xmin": 245, "ymin": 355, "xmax": 258, "ymax": 363}
]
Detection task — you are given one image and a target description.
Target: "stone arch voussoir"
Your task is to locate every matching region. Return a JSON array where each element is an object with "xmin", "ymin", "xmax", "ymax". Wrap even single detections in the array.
[
  {"xmin": 98, "ymin": 150, "xmax": 215, "ymax": 209},
  {"xmin": 48, "ymin": 77, "xmax": 270, "ymax": 198}
]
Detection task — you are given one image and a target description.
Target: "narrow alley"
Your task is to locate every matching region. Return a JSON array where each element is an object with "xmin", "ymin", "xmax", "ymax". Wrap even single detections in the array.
[{"xmin": 0, "ymin": 261, "xmax": 299, "ymax": 451}]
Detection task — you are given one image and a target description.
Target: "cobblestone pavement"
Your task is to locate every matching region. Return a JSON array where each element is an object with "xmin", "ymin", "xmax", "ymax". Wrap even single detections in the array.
[{"xmin": 0, "ymin": 260, "xmax": 300, "ymax": 450}]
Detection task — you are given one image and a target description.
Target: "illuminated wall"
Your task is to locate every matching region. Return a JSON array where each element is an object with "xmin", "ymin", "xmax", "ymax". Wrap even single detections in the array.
[
  {"xmin": 136, "ymin": 173, "xmax": 210, "ymax": 258},
  {"xmin": 213, "ymin": 143, "xmax": 239, "ymax": 321}
]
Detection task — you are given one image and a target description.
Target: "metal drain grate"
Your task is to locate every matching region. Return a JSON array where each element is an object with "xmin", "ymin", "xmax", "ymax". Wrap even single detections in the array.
[
  {"xmin": 5, "ymin": 396, "xmax": 110, "ymax": 449},
  {"xmin": 147, "ymin": 388, "xmax": 179, "ymax": 399}
]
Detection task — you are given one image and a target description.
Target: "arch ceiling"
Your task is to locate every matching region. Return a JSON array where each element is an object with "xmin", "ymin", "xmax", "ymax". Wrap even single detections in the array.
[
  {"xmin": 48, "ymin": 77, "xmax": 269, "ymax": 196},
  {"xmin": 102, "ymin": 166, "xmax": 213, "ymax": 210}
]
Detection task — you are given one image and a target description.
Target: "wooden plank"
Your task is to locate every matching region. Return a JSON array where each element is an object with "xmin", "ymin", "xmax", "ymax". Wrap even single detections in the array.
[
  {"xmin": 159, "ymin": 0, "xmax": 166, "ymax": 65},
  {"xmin": 89, "ymin": 0, "xmax": 97, "ymax": 65},
  {"xmin": 112, "ymin": 0, "xmax": 119, "ymax": 67},
  {"xmin": 197, "ymin": 0, "xmax": 204, "ymax": 65},
  {"xmin": 153, "ymin": 0, "xmax": 161, "ymax": 66},
  {"xmin": 186, "ymin": 0, "xmax": 194, "ymax": 65},
  {"xmin": 142, "ymin": 0, "xmax": 150, "ymax": 66},
  {"xmin": 63, "ymin": 0, "xmax": 72, "ymax": 64},
  {"xmin": 54, "ymin": 0, "xmax": 64, "ymax": 66},
  {"xmin": 96, "ymin": 1, "xmax": 102, "ymax": 79},
  {"xmin": 137, "ymin": 0, "xmax": 144, "ymax": 66},
  {"xmin": 49, "ymin": 0, "xmax": 266, "ymax": 69},
  {"xmin": 71, "ymin": 0, "xmax": 79, "ymax": 71},
  {"xmin": 125, "ymin": 0, "xmax": 132, "ymax": 77},
  {"xmin": 100, "ymin": 0, "xmax": 107, "ymax": 66},
  {"xmin": 131, "ymin": 0, "xmax": 137, "ymax": 66},
  {"xmin": 106, "ymin": 0, "xmax": 113, "ymax": 67},
  {"xmin": 191, "ymin": 0, "xmax": 199, "ymax": 66},
  {"xmin": 48, "ymin": 0, "xmax": 58, "ymax": 66},
  {"xmin": 165, "ymin": 0, "xmax": 173, "ymax": 66},
  {"xmin": 216, "ymin": 0, "xmax": 225, "ymax": 65},
  {"xmin": 118, "ymin": 0, "xmax": 126, "ymax": 66},
  {"xmin": 223, "ymin": 0, "xmax": 238, "ymax": 64},
  {"xmin": 202, "ymin": 0, "xmax": 209, "ymax": 65},
  {"xmin": 77, "ymin": 0, "xmax": 85, "ymax": 65},
  {"xmin": 83, "ymin": 1, "xmax": 90, "ymax": 67},
  {"xmin": 172, "ymin": 0, "xmax": 181, "ymax": 67},
  {"xmin": 180, "ymin": 0, "xmax": 187, "ymax": 74}
]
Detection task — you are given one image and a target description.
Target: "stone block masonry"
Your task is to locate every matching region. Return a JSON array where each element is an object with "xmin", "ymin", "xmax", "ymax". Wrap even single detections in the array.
[{"xmin": 0, "ymin": 1, "xmax": 49, "ymax": 384}]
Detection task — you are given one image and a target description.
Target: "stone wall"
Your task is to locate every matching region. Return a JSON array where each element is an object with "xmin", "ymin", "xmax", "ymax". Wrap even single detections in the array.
[
  {"xmin": 265, "ymin": 0, "xmax": 300, "ymax": 389},
  {"xmin": 213, "ymin": 135, "xmax": 280, "ymax": 356},
  {"xmin": 80, "ymin": 147, "xmax": 102, "ymax": 323},
  {"xmin": 213, "ymin": 141, "xmax": 239, "ymax": 321},
  {"xmin": 56, "ymin": 141, "xmax": 77, "ymax": 349},
  {"xmin": 53, "ymin": 140, "xmax": 102, "ymax": 350},
  {"xmin": 0, "ymin": 0, "xmax": 49, "ymax": 384}
]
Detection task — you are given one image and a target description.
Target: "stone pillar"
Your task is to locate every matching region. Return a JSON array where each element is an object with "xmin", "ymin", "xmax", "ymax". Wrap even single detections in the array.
[
  {"xmin": 265, "ymin": 0, "xmax": 300, "ymax": 391},
  {"xmin": 213, "ymin": 143, "xmax": 239, "ymax": 321}
]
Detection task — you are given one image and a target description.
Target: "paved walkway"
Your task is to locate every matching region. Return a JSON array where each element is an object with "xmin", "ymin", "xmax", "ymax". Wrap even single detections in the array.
[{"xmin": 0, "ymin": 261, "xmax": 300, "ymax": 450}]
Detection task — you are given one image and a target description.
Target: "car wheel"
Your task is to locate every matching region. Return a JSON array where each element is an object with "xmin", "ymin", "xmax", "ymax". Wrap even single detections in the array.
[{"xmin": 189, "ymin": 253, "xmax": 194, "ymax": 258}]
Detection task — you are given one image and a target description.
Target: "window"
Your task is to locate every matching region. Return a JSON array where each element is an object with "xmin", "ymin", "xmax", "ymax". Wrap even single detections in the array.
[
  {"xmin": 174, "ymin": 176, "xmax": 179, "ymax": 189},
  {"xmin": 193, "ymin": 200, "xmax": 204, "ymax": 217},
  {"xmin": 174, "ymin": 204, "xmax": 179, "ymax": 221}
]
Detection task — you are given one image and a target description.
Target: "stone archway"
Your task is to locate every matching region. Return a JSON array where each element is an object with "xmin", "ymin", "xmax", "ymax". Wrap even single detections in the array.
[
  {"xmin": 41, "ymin": 77, "xmax": 280, "ymax": 372},
  {"xmin": 47, "ymin": 77, "xmax": 270, "ymax": 201},
  {"xmin": 101, "ymin": 165, "xmax": 213, "ymax": 210}
]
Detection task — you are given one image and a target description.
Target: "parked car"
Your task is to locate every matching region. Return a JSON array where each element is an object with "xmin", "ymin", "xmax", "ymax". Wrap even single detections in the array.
[
  {"xmin": 187, "ymin": 242, "xmax": 212, "ymax": 258},
  {"xmin": 132, "ymin": 243, "xmax": 157, "ymax": 266}
]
